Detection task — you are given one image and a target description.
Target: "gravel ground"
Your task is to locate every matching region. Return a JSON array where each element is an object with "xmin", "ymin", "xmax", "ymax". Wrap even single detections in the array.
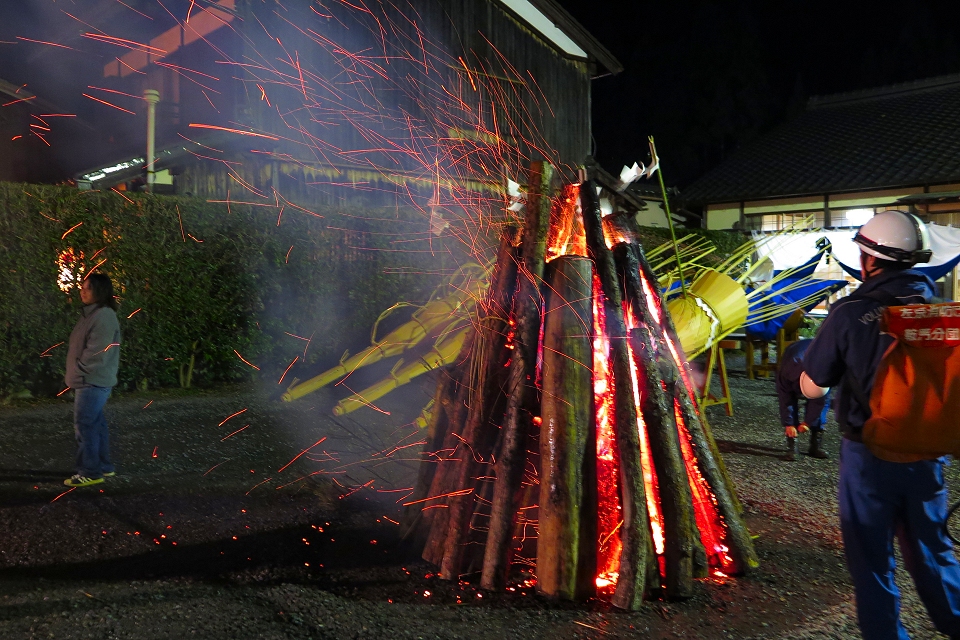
[{"xmin": 1, "ymin": 358, "xmax": 958, "ymax": 639}]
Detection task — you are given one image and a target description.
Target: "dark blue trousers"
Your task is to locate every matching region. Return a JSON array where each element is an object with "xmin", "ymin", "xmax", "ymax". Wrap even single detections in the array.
[
  {"xmin": 74, "ymin": 385, "xmax": 114, "ymax": 478},
  {"xmin": 775, "ymin": 376, "xmax": 830, "ymax": 430},
  {"xmin": 839, "ymin": 438, "xmax": 960, "ymax": 639}
]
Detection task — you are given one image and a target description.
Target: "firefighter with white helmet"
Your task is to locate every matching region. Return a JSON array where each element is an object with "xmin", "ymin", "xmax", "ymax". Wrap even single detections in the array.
[
  {"xmin": 853, "ymin": 209, "xmax": 933, "ymax": 266},
  {"xmin": 802, "ymin": 210, "xmax": 960, "ymax": 639}
]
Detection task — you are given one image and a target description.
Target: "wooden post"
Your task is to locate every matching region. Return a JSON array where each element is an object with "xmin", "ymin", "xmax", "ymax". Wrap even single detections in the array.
[
  {"xmin": 480, "ymin": 161, "xmax": 554, "ymax": 590},
  {"xmin": 420, "ymin": 358, "xmax": 476, "ymax": 566},
  {"xmin": 536, "ymin": 256, "xmax": 596, "ymax": 600},
  {"xmin": 438, "ymin": 228, "xmax": 520, "ymax": 580},
  {"xmin": 401, "ymin": 369, "xmax": 458, "ymax": 542},
  {"xmin": 614, "ymin": 243, "xmax": 700, "ymax": 596},
  {"xmin": 580, "ymin": 180, "xmax": 657, "ymax": 610}
]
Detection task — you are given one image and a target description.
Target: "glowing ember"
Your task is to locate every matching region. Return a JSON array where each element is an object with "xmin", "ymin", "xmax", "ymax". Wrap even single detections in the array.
[
  {"xmin": 545, "ymin": 184, "xmax": 585, "ymax": 261},
  {"xmin": 624, "ymin": 307, "xmax": 666, "ymax": 563},
  {"xmin": 592, "ymin": 273, "xmax": 622, "ymax": 591},
  {"xmin": 637, "ymin": 266, "xmax": 735, "ymax": 573},
  {"xmin": 675, "ymin": 401, "xmax": 734, "ymax": 572}
]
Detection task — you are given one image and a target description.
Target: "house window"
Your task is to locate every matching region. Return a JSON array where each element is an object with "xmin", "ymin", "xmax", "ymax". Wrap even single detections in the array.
[
  {"xmin": 830, "ymin": 208, "xmax": 875, "ymax": 228},
  {"xmin": 744, "ymin": 211, "xmax": 825, "ymax": 231}
]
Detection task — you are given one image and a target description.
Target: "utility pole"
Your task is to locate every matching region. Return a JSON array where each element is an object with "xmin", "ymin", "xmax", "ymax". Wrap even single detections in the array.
[{"xmin": 143, "ymin": 89, "xmax": 160, "ymax": 192}]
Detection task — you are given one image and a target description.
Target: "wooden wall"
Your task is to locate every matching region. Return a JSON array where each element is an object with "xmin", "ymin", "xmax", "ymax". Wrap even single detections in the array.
[{"xmin": 174, "ymin": 0, "xmax": 592, "ymax": 208}]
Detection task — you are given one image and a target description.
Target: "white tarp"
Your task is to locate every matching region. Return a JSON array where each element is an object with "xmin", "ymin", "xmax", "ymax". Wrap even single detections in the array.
[{"xmin": 752, "ymin": 223, "xmax": 960, "ymax": 272}]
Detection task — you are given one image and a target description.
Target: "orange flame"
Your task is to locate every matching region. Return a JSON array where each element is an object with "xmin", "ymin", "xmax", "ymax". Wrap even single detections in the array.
[
  {"xmin": 601, "ymin": 216, "xmax": 632, "ymax": 249},
  {"xmin": 545, "ymin": 184, "xmax": 585, "ymax": 261},
  {"xmin": 624, "ymin": 306, "xmax": 666, "ymax": 566},
  {"xmin": 637, "ymin": 266, "xmax": 734, "ymax": 573},
  {"xmin": 592, "ymin": 273, "xmax": 622, "ymax": 590}
]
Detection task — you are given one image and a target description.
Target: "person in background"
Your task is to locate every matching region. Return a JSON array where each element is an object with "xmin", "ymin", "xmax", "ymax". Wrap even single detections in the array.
[
  {"xmin": 63, "ymin": 272, "xmax": 121, "ymax": 487},
  {"xmin": 803, "ymin": 210, "xmax": 960, "ymax": 639},
  {"xmin": 776, "ymin": 338, "xmax": 830, "ymax": 461}
]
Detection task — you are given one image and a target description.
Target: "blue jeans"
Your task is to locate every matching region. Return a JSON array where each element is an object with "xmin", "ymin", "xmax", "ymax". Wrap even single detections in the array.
[
  {"xmin": 74, "ymin": 386, "xmax": 113, "ymax": 478},
  {"xmin": 840, "ymin": 438, "xmax": 960, "ymax": 639},
  {"xmin": 776, "ymin": 376, "xmax": 831, "ymax": 430}
]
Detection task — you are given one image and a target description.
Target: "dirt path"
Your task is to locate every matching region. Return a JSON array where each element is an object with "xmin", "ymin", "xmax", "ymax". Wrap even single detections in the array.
[{"xmin": 0, "ymin": 367, "xmax": 956, "ymax": 639}]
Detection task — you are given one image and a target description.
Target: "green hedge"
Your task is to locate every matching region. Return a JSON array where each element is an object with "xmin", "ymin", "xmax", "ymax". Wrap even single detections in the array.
[
  {"xmin": 0, "ymin": 184, "xmax": 445, "ymax": 395},
  {"xmin": 636, "ymin": 225, "xmax": 748, "ymax": 268}
]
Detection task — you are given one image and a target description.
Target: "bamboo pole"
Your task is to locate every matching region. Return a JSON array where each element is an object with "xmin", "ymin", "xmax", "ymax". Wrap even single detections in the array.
[
  {"xmin": 632, "ymin": 244, "xmax": 758, "ymax": 574},
  {"xmin": 480, "ymin": 161, "xmax": 554, "ymax": 590},
  {"xmin": 438, "ymin": 228, "xmax": 520, "ymax": 580},
  {"xmin": 536, "ymin": 256, "xmax": 596, "ymax": 600},
  {"xmin": 647, "ymin": 136, "xmax": 687, "ymax": 297},
  {"xmin": 580, "ymin": 180, "xmax": 657, "ymax": 610}
]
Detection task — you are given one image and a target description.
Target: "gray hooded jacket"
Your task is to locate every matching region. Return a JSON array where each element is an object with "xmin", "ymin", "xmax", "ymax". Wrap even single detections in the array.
[{"xmin": 65, "ymin": 304, "xmax": 121, "ymax": 389}]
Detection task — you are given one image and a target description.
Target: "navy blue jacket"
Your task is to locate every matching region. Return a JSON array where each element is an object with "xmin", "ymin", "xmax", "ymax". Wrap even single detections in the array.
[
  {"xmin": 803, "ymin": 268, "xmax": 936, "ymax": 437},
  {"xmin": 778, "ymin": 339, "xmax": 812, "ymax": 388}
]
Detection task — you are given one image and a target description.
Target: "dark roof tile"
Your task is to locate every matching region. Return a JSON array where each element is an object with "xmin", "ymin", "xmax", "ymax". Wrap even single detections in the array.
[{"xmin": 683, "ymin": 75, "xmax": 960, "ymax": 204}]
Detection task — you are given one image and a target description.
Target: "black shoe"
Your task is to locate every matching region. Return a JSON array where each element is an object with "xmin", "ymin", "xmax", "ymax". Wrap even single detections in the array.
[
  {"xmin": 808, "ymin": 430, "xmax": 829, "ymax": 459},
  {"xmin": 785, "ymin": 437, "xmax": 797, "ymax": 462}
]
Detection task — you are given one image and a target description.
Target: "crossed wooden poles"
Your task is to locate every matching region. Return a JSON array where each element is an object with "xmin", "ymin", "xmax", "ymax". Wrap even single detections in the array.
[{"xmin": 402, "ymin": 161, "xmax": 757, "ymax": 608}]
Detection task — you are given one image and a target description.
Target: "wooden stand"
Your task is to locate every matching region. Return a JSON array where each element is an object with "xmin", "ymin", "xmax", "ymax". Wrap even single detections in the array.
[
  {"xmin": 700, "ymin": 340, "xmax": 735, "ymax": 417},
  {"xmin": 746, "ymin": 310, "xmax": 804, "ymax": 379}
]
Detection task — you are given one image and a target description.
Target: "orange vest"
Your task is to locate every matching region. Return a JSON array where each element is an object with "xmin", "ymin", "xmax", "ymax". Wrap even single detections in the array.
[{"xmin": 862, "ymin": 302, "xmax": 960, "ymax": 462}]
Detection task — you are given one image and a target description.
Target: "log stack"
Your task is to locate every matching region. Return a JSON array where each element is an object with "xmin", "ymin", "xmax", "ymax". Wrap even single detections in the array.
[{"xmin": 403, "ymin": 162, "xmax": 758, "ymax": 608}]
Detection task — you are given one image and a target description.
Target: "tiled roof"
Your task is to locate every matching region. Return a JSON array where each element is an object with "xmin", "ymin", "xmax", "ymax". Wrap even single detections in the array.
[{"xmin": 682, "ymin": 75, "xmax": 960, "ymax": 205}]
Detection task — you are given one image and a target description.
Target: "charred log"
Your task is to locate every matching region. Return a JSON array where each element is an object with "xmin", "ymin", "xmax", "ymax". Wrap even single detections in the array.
[
  {"xmin": 480, "ymin": 161, "xmax": 555, "ymax": 590},
  {"xmin": 536, "ymin": 256, "xmax": 597, "ymax": 600},
  {"xmin": 581, "ymin": 180, "xmax": 657, "ymax": 610}
]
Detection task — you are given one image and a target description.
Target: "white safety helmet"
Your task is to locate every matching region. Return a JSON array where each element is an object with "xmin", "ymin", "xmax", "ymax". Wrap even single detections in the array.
[{"xmin": 853, "ymin": 210, "xmax": 932, "ymax": 264}]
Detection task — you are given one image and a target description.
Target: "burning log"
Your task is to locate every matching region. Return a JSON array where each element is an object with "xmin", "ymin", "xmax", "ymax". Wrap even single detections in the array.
[
  {"xmin": 581, "ymin": 180, "xmax": 658, "ymax": 610},
  {"xmin": 632, "ymin": 249, "xmax": 743, "ymax": 516},
  {"xmin": 671, "ymin": 377, "xmax": 759, "ymax": 573},
  {"xmin": 480, "ymin": 161, "xmax": 555, "ymax": 590},
  {"xmin": 420, "ymin": 361, "xmax": 478, "ymax": 565},
  {"xmin": 630, "ymin": 243, "xmax": 758, "ymax": 575},
  {"xmin": 438, "ymin": 228, "xmax": 520, "ymax": 580},
  {"xmin": 536, "ymin": 256, "xmax": 597, "ymax": 599},
  {"xmin": 411, "ymin": 169, "xmax": 759, "ymax": 607},
  {"xmin": 615, "ymin": 243, "xmax": 706, "ymax": 594}
]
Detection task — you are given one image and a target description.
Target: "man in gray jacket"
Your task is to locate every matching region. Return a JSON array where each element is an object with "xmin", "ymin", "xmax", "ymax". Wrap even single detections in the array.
[{"xmin": 64, "ymin": 273, "xmax": 121, "ymax": 487}]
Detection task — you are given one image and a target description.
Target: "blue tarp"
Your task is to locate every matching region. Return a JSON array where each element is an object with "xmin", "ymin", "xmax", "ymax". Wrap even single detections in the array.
[
  {"xmin": 744, "ymin": 278, "xmax": 848, "ymax": 341},
  {"xmin": 775, "ymin": 239, "xmax": 830, "ymax": 280}
]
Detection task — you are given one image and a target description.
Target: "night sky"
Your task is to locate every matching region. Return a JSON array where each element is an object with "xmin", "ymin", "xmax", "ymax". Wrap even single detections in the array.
[{"xmin": 565, "ymin": 0, "xmax": 960, "ymax": 186}]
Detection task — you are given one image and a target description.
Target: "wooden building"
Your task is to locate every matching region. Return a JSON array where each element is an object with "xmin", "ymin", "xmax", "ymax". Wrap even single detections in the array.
[
  {"xmin": 0, "ymin": 79, "xmax": 85, "ymax": 183},
  {"xmin": 683, "ymin": 74, "xmax": 960, "ymax": 232},
  {"xmin": 76, "ymin": 0, "xmax": 621, "ymax": 209},
  {"xmin": 682, "ymin": 74, "xmax": 960, "ymax": 296}
]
